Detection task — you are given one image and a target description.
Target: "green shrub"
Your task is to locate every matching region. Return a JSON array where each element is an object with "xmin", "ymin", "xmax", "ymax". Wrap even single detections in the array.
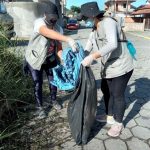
[{"xmin": 0, "ymin": 25, "xmax": 34, "ymax": 146}]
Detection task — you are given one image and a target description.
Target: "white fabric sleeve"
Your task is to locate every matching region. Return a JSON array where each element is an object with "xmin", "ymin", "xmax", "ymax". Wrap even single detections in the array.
[
  {"xmin": 33, "ymin": 18, "xmax": 46, "ymax": 33},
  {"xmin": 84, "ymin": 31, "xmax": 94, "ymax": 52},
  {"xmin": 98, "ymin": 18, "xmax": 118, "ymax": 57}
]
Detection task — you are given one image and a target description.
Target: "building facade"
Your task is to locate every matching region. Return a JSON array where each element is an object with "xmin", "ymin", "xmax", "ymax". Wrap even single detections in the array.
[
  {"xmin": 105, "ymin": 0, "xmax": 136, "ymax": 16},
  {"xmin": 5, "ymin": 0, "xmax": 64, "ymax": 38},
  {"xmin": 132, "ymin": 3, "xmax": 150, "ymax": 30}
]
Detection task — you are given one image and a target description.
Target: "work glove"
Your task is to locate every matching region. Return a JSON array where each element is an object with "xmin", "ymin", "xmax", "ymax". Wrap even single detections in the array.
[
  {"xmin": 67, "ymin": 38, "xmax": 79, "ymax": 53},
  {"xmin": 81, "ymin": 55, "xmax": 94, "ymax": 67},
  {"xmin": 23, "ymin": 59, "xmax": 30, "ymax": 76}
]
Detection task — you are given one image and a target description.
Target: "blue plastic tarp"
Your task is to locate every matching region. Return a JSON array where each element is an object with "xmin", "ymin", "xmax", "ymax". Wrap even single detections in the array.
[{"xmin": 50, "ymin": 42, "xmax": 85, "ymax": 90}]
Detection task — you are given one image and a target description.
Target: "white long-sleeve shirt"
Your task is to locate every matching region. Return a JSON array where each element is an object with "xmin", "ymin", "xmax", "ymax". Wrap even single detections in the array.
[{"xmin": 85, "ymin": 17, "xmax": 134, "ymax": 78}]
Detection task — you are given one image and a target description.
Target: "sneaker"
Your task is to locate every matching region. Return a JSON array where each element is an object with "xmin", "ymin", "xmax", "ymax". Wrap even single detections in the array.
[
  {"xmin": 50, "ymin": 100, "xmax": 62, "ymax": 110},
  {"xmin": 107, "ymin": 122, "xmax": 124, "ymax": 137},
  {"xmin": 96, "ymin": 114, "xmax": 116, "ymax": 125},
  {"xmin": 34, "ymin": 107, "xmax": 47, "ymax": 119},
  {"xmin": 107, "ymin": 116, "xmax": 116, "ymax": 125}
]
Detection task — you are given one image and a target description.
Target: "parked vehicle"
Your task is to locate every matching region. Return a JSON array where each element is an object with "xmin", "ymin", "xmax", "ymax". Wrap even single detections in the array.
[
  {"xmin": 85, "ymin": 19, "xmax": 94, "ymax": 28},
  {"xmin": 0, "ymin": 2, "xmax": 15, "ymax": 39},
  {"xmin": 66, "ymin": 19, "xmax": 80, "ymax": 30}
]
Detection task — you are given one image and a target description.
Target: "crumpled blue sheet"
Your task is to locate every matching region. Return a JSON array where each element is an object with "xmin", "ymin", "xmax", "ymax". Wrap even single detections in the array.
[{"xmin": 50, "ymin": 42, "xmax": 85, "ymax": 90}]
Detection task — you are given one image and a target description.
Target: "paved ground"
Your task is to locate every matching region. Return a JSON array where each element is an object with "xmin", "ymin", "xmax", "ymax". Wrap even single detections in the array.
[
  {"xmin": 18, "ymin": 28, "xmax": 150, "ymax": 150},
  {"xmin": 59, "ymin": 28, "xmax": 150, "ymax": 150}
]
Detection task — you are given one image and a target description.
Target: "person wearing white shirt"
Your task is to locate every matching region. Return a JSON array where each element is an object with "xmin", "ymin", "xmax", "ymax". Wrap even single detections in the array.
[{"xmin": 25, "ymin": 1, "xmax": 79, "ymax": 119}]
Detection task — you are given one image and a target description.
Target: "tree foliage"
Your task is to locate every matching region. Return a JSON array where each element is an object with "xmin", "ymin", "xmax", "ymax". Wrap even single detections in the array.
[{"xmin": 70, "ymin": 6, "xmax": 81, "ymax": 13}]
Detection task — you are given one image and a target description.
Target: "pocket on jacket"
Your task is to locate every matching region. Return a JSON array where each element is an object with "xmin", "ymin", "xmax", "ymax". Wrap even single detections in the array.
[{"xmin": 31, "ymin": 50, "xmax": 39, "ymax": 58}]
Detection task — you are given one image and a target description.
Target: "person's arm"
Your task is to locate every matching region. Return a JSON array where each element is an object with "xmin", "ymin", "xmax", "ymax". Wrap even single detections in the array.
[
  {"xmin": 82, "ymin": 18, "xmax": 118, "ymax": 66},
  {"xmin": 39, "ymin": 25, "xmax": 79, "ymax": 52},
  {"xmin": 39, "ymin": 25, "xmax": 69, "ymax": 42},
  {"xmin": 96, "ymin": 18, "xmax": 118, "ymax": 57}
]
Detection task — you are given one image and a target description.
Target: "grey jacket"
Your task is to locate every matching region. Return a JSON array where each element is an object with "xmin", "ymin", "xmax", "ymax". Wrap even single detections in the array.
[
  {"xmin": 25, "ymin": 21, "xmax": 63, "ymax": 70},
  {"xmin": 95, "ymin": 17, "xmax": 134, "ymax": 78},
  {"xmin": 25, "ymin": 33, "xmax": 50, "ymax": 70}
]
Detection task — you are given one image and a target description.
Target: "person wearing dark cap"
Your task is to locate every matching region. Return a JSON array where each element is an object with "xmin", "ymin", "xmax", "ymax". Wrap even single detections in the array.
[
  {"xmin": 81, "ymin": 2, "xmax": 134, "ymax": 137},
  {"xmin": 24, "ymin": 2, "xmax": 79, "ymax": 119}
]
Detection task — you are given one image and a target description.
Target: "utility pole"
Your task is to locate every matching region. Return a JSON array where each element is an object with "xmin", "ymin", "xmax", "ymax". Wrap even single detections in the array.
[
  {"xmin": 111, "ymin": 0, "xmax": 116, "ymax": 17},
  {"xmin": 114, "ymin": 0, "xmax": 116, "ymax": 14},
  {"xmin": 63, "ymin": 0, "xmax": 66, "ymax": 16},
  {"xmin": 126, "ymin": 0, "xmax": 129, "ymax": 17},
  {"xmin": 61, "ymin": 0, "xmax": 66, "ymax": 16}
]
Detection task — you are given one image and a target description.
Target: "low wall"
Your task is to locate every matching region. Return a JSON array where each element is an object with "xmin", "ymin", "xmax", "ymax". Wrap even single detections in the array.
[
  {"xmin": 125, "ymin": 17, "xmax": 144, "ymax": 23},
  {"xmin": 6, "ymin": 2, "xmax": 46, "ymax": 38},
  {"xmin": 124, "ymin": 22, "xmax": 145, "ymax": 31},
  {"xmin": 124, "ymin": 17, "xmax": 145, "ymax": 31}
]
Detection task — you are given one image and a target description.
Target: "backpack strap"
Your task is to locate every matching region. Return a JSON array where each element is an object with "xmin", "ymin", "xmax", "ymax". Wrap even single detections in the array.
[
  {"xmin": 118, "ymin": 28, "xmax": 128, "ymax": 42},
  {"xmin": 108, "ymin": 16, "xmax": 128, "ymax": 43}
]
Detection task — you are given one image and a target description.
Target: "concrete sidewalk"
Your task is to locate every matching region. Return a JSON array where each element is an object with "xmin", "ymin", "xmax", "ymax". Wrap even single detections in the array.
[
  {"xmin": 60, "ymin": 29, "xmax": 150, "ymax": 150},
  {"xmin": 22, "ymin": 29, "xmax": 150, "ymax": 150}
]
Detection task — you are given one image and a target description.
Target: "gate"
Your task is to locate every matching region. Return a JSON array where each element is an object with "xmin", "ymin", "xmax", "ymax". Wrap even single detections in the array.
[{"xmin": 145, "ymin": 17, "xmax": 150, "ymax": 30}]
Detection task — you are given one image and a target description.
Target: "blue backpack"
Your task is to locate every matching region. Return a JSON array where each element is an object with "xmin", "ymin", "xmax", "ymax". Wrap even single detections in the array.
[{"xmin": 126, "ymin": 40, "xmax": 137, "ymax": 60}]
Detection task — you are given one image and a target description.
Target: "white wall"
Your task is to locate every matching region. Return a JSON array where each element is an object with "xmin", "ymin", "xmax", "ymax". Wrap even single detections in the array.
[
  {"xmin": 124, "ymin": 22, "xmax": 145, "ymax": 31},
  {"xmin": 6, "ymin": 1, "xmax": 63, "ymax": 38},
  {"xmin": 6, "ymin": 2, "xmax": 46, "ymax": 38}
]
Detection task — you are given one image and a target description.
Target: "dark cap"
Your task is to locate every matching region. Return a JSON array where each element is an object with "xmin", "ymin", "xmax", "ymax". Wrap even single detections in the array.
[
  {"xmin": 81, "ymin": 2, "xmax": 105, "ymax": 18},
  {"xmin": 40, "ymin": 0, "xmax": 59, "ymax": 19}
]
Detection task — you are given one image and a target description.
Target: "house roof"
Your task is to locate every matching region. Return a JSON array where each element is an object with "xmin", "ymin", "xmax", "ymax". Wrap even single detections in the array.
[
  {"xmin": 132, "ymin": 4, "xmax": 150, "ymax": 15},
  {"xmin": 105, "ymin": 0, "xmax": 136, "ymax": 5}
]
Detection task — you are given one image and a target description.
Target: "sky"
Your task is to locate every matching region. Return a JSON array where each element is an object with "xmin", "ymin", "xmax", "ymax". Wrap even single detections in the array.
[{"xmin": 66, "ymin": 0, "xmax": 148, "ymax": 10}]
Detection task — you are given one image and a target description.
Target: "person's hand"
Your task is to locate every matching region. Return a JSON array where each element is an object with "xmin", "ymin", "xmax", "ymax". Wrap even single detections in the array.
[
  {"xmin": 67, "ymin": 38, "xmax": 79, "ymax": 52},
  {"xmin": 81, "ymin": 55, "xmax": 94, "ymax": 67}
]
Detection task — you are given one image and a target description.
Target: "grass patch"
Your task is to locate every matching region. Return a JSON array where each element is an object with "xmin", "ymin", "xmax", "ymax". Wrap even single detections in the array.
[{"xmin": 0, "ymin": 25, "xmax": 34, "ymax": 149}]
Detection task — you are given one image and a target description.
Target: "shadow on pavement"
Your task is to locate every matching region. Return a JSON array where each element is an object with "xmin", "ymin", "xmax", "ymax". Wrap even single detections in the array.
[
  {"xmin": 124, "ymin": 77, "xmax": 150, "ymax": 126},
  {"xmin": 95, "ymin": 77, "xmax": 150, "ymax": 127},
  {"xmin": 90, "ymin": 77, "xmax": 150, "ymax": 139},
  {"xmin": 88, "ymin": 120, "xmax": 106, "ymax": 143}
]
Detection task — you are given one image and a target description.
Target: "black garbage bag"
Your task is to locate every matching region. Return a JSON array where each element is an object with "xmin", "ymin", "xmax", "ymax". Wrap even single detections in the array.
[{"xmin": 67, "ymin": 65, "xmax": 97, "ymax": 145}]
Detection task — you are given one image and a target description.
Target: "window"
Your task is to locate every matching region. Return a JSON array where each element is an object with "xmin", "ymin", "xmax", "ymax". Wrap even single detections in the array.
[
  {"xmin": 123, "ymin": 3, "xmax": 127, "ymax": 8},
  {"xmin": 68, "ymin": 20, "xmax": 77, "ymax": 24}
]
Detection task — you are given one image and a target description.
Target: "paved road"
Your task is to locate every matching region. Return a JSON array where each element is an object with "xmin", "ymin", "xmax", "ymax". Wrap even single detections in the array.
[
  {"xmin": 20, "ymin": 28, "xmax": 150, "ymax": 150},
  {"xmin": 60, "ymin": 28, "xmax": 150, "ymax": 150}
]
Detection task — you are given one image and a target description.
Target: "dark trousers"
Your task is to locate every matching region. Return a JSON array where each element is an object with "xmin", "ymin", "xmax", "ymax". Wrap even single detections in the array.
[
  {"xmin": 101, "ymin": 70, "xmax": 133, "ymax": 123},
  {"xmin": 28, "ymin": 63, "xmax": 57, "ymax": 107}
]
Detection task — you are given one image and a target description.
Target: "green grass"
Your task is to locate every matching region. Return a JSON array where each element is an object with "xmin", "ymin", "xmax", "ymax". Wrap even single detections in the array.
[{"xmin": 0, "ymin": 25, "xmax": 34, "ymax": 149}]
